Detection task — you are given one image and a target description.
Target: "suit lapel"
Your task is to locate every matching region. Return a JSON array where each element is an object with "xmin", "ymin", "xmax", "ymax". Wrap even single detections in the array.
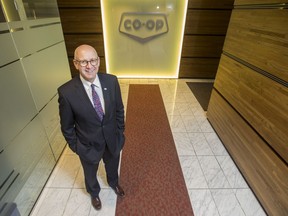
[{"xmin": 73, "ymin": 76, "xmax": 99, "ymax": 118}]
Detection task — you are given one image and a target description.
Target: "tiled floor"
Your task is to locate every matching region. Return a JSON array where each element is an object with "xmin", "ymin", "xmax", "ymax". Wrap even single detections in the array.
[{"xmin": 30, "ymin": 79, "xmax": 267, "ymax": 216}]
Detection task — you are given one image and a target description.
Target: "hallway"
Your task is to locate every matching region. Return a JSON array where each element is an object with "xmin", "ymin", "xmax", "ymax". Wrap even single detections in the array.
[{"xmin": 30, "ymin": 79, "xmax": 266, "ymax": 216}]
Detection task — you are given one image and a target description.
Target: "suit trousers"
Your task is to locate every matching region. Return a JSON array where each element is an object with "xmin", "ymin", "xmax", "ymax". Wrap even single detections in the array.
[{"xmin": 80, "ymin": 146, "xmax": 120, "ymax": 198}]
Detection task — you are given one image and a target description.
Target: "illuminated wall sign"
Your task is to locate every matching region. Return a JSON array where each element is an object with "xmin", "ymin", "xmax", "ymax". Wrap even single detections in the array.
[
  {"xmin": 101, "ymin": 0, "xmax": 188, "ymax": 78},
  {"xmin": 119, "ymin": 12, "xmax": 168, "ymax": 43}
]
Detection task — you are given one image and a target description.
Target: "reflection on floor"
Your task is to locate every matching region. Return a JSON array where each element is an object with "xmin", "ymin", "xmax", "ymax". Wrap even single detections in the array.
[{"xmin": 30, "ymin": 79, "xmax": 267, "ymax": 216}]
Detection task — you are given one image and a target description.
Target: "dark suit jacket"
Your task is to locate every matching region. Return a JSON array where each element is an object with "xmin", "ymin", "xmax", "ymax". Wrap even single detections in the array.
[{"xmin": 58, "ymin": 73, "xmax": 125, "ymax": 164}]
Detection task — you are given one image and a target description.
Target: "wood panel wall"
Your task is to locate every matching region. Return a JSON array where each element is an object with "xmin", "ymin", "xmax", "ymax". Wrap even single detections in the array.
[
  {"xmin": 57, "ymin": 0, "xmax": 233, "ymax": 78},
  {"xmin": 57, "ymin": 0, "xmax": 104, "ymax": 77},
  {"xmin": 234, "ymin": 0, "xmax": 287, "ymax": 5},
  {"xmin": 179, "ymin": 0, "xmax": 233, "ymax": 78},
  {"xmin": 207, "ymin": 1, "xmax": 288, "ymax": 215}
]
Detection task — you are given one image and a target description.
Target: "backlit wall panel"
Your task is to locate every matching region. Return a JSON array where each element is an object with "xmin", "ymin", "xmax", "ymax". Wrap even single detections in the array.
[{"xmin": 101, "ymin": 0, "xmax": 188, "ymax": 78}]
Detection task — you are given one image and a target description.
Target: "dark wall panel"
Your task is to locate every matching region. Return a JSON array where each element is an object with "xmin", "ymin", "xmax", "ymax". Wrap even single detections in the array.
[
  {"xmin": 64, "ymin": 34, "xmax": 105, "ymax": 56},
  {"xmin": 182, "ymin": 35, "xmax": 225, "ymax": 57},
  {"xmin": 179, "ymin": 0, "xmax": 233, "ymax": 78},
  {"xmin": 179, "ymin": 58, "xmax": 220, "ymax": 78},
  {"xmin": 57, "ymin": 0, "xmax": 100, "ymax": 7},
  {"xmin": 57, "ymin": 0, "xmax": 104, "ymax": 77},
  {"xmin": 58, "ymin": 8, "xmax": 102, "ymax": 33},
  {"xmin": 185, "ymin": 10, "xmax": 232, "ymax": 35},
  {"xmin": 188, "ymin": 0, "xmax": 234, "ymax": 9}
]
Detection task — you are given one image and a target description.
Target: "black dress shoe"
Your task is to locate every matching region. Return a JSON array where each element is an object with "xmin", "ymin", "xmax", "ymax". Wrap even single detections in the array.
[
  {"xmin": 91, "ymin": 197, "xmax": 101, "ymax": 210},
  {"xmin": 112, "ymin": 185, "xmax": 125, "ymax": 197}
]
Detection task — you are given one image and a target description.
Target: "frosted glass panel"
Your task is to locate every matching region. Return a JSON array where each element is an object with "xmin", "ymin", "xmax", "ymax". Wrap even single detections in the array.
[
  {"xmin": 15, "ymin": 151, "xmax": 55, "ymax": 215},
  {"xmin": 39, "ymin": 95, "xmax": 59, "ymax": 139},
  {"xmin": 0, "ymin": 0, "xmax": 20, "ymax": 21},
  {"xmin": 10, "ymin": 19, "xmax": 64, "ymax": 58},
  {"xmin": 0, "ymin": 1, "xmax": 70, "ymax": 215},
  {"xmin": 0, "ymin": 32, "xmax": 19, "ymax": 66},
  {"xmin": 48, "ymin": 125, "xmax": 67, "ymax": 160},
  {"xmin": 22, "ymin": 42, "xmax": 71, "ymax": 111},
  {"xmin": 101, "ymin": 0, "xmax": 188, "ymax": 78},
  {"xmin": 0, "ymin": 61, "xmax": 37, "ymax": 150},
  {"xmin": 1, "ymin": 0, "xmax": 59, "ymax": 21},
  {"xmin": 22, "ymin": 0, "xmax": 59, "ymax": 19},
  {"xmin": 0, "ymin": 5, "xmax": 5, "ymax": 22},
  {"xmin": 39, "ymin": 95, "xmax": 67, "ymax": 159},
  {"xmin": 0, "ymin": 116, "xmax": 55, "ymax": 215}
]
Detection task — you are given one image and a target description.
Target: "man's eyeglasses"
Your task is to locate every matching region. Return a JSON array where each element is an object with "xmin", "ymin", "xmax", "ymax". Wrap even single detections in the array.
[{"xmin": 74, "ymin": 58, "xmax": 99, "ymax": 67}]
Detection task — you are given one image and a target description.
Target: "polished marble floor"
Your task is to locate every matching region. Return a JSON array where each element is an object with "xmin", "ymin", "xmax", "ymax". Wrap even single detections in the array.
[{"xmin": 30, "ymin": 79, "xmax": 267, "ymax": 216}]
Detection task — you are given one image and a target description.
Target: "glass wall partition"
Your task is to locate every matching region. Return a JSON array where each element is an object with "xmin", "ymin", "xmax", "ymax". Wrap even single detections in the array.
[{"xmin": 0, "ymin": 0, "xmax": 70, "ymax": 215}]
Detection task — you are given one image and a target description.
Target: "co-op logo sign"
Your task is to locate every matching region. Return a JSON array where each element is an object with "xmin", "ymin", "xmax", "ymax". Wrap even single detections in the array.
[{"xmin": 119, "ymin": 12, "xmax": 169, "ymax": 43}]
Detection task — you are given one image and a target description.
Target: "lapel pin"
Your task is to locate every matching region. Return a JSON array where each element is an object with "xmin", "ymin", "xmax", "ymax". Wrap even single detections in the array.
[{"xmin": 104, "ymin": 88, "xmax": 107, "ymax": 90}]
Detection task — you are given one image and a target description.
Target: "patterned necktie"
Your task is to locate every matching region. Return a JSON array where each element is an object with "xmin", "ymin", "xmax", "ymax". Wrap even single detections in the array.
[{"xmin": 91, "ymin": 84, "xmax": 104, "ymax": 121}]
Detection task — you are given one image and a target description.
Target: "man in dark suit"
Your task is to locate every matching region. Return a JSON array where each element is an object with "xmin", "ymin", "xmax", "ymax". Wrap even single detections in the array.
[{"xmin": 58, "ymin": 44, "xmax": 125, "ymax": 210}]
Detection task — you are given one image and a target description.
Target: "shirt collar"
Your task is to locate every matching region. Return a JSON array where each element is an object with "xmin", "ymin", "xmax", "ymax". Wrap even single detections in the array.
[{"xmin": 80, "ymin": 74, "xmax": 101, "ymax": 90}]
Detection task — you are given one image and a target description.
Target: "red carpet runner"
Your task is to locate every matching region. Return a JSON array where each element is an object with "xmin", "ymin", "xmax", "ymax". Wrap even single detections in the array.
[{"xmin": 116, "ymin": 84, "xmax": 194, "ymax": 216}]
